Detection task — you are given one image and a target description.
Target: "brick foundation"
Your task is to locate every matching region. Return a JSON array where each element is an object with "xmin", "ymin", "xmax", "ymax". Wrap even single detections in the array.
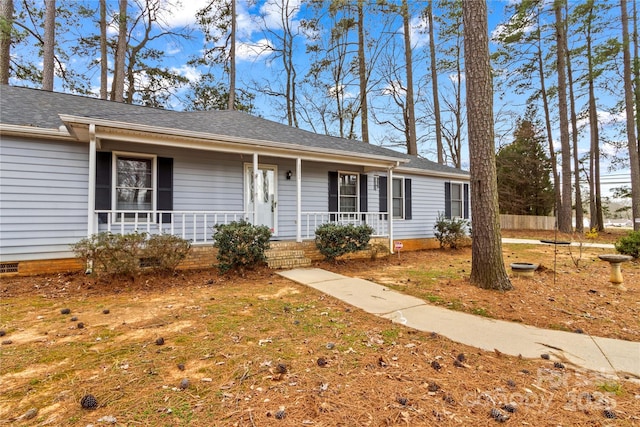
[{"xmin": 1, "ymin": 237, "xmax": 440, "ymax": 276}]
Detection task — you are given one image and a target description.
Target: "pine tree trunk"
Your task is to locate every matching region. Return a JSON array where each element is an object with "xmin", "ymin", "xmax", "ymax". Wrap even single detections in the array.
[
  {"xmin": 111, "ymin": 0, "xmax": 127, "ymax": 102},
  {"xmin": 42, "ymin": 0, "xmax": 55, "ymax": 91},
  {"xmin": 462, "ymin": 0, "xmax": 512, "ymax": 291},
  {"xmin": 554, "ymin": 2, "xmax": 573, "ymax": 233},
  {"xmin": 100, "ymin": 0, "xmax": 107, "ymax": 100},
  {"xmin": 357, "ymin": 0, "xmax": 369, "ymax": 143},
  {"xmin": 427, "ymin": 0, "xmax": 443, "ymax": 164},
  {"xmin": 401, "ymin": 0, "xmax": 417, "ymax": 155},
  {"xmin": 621, "ymin": 0, "xmax": 640, "ymax": 231},
  {"xmin": 564, "ymin": 2, "xmax": 583, "ymax": 233},
  {"xmin": 228, "ymin": 0, "xmax": 236, "ymax": 110},
  {"xmin": 0, "ymin": 0, "xmax": 13, "ymax": 85}
]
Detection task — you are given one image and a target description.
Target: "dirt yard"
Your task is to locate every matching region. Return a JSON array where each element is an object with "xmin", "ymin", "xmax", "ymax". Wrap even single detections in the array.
[{"xmin": 1, "ymin": 230, "xmax": 639, "ymax": 426}]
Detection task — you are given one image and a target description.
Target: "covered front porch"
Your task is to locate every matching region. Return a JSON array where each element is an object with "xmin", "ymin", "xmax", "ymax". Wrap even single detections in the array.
[{"xmin": 93, "ymin": 210, "xmax": 390, "ymax": 244}]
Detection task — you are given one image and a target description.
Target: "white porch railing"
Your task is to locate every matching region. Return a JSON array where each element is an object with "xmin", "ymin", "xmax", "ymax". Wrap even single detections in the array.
[
  {"xmin": 95, "ymin": 210, "xmax": 249, "ymax": 244},
  {"xmin": 94, "ymin": 210, "xmax": 390, "ymax": 242},
  {"xmin": 301, "ymin": 212, "xmax": 389, "ymax": 239}
]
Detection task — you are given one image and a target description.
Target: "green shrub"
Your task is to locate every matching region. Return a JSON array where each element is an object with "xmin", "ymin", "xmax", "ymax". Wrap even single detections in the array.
[
  {"xmin": 434, "ymin": 213, "xmax": 469, "ymax": 249},
  {"xmin": 315, "ymin": 223, "xmax": 373, "ymax": 262},
  {"xmin": 72, "ymin": 232, "xmax": 146, "ymax": 277},
  {"xmin": 143, "ymin": 234, "xmax": 191, "ymax": 271},
  {"xmin": 213, "ymin": 219, "xmax": 272, "ymax": 273},
  {"xmin": 72, "ymin": 232, "xmax": 191, "ymax": 277},
  {"xmin": 615, "ymin": 230, "xmax": 640, "ymax": 259}
]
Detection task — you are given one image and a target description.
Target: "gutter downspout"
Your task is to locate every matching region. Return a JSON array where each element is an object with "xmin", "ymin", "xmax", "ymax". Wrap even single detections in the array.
[
  {"xmin": 87, "ymin": 124, "xmax": 97, "ymax": 274},
  {"xmin": 88, "ymin": 124, "xmax": 97, "ymax": 237},
  {"xmin": 296, "ymin": 158, "xmax": 302, "ymax": 242},
  {"xmin": 253, "ymin": 153, "xmax": 259, "ymax": 225}
]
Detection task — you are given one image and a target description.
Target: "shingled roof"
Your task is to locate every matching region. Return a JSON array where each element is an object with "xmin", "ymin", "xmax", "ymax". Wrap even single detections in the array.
[{"xmin": 1, "ymin": 85, "xmax": 468, "ymax": 177}]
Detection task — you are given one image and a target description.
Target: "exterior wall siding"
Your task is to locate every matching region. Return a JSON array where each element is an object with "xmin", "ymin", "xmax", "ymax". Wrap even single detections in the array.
[{"xmin": 0, "ymin": 136, "xmax": 89, "ymax": 261}]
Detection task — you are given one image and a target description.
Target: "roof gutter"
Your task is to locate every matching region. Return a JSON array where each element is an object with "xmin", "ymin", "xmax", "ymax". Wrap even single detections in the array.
[
  {"xmin": 0, "ymin": 123, "xmax": 74, "ymax": 141},
  {"xmin": 58, "ymin": 114, "xmax": 410, "ymax": 168}
]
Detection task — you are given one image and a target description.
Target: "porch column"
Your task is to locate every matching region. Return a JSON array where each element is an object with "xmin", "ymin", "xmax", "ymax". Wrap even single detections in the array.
[
  {"xmin": 388, "ymin": 167, "xmax": 394, "ymax": 253},
  {"xmin": 296, "ymin": 157, "xmax": 302, "ymax": 242},
  {"xmin": 253, "ymin": 152, "xmax": 259, "ymax": 225},
  {"xmin": 87, "ymin": 124, "xmax": 97, "ymax": 236}
]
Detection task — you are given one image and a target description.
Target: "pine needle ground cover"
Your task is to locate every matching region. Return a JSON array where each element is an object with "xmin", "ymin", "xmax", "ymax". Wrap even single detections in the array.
[{"xmin": 1, "ymin": 230, "xmax": 639, "ymax": 425}]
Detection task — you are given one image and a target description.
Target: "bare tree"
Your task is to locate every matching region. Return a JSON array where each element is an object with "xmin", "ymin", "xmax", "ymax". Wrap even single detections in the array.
[
  {"xmin": 462, "ymin": 0, "xmax": 512, "ymax": 290},
  {"xmin": 0, "ymin": 0, "xmax": 13, "ymax": 85},
  {"xmin": 42, "ymin": 0, "xmax": 55, "ymax": 91},
  {"xmin": 357, "ymin": 0, "xmax": 368, "ymax": 142}
]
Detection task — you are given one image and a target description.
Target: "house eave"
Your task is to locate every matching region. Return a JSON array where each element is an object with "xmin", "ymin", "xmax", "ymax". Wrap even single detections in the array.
[
  {"xmin": 59, "ymin": 115, "xmax": 409, "ymax": 168},
  {"xmin": 0, "ymin": 123, "xmax": 74, "ymax": 141},
  {"xmin": 394, "ymin": 166, "xmax": 470, "ymax": 180}
]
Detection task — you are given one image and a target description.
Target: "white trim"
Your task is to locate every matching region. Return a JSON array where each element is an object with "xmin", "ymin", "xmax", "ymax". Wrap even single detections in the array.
[
  {"xmin": 391, "ymin": 176, "xmax": 406, "ymax": 220},
  {"xmin": 337, "ymin": 171, "xmax": 359, "ymax": 214},
  {"xmin": 59, "ymin": 115, "xmax": 408, "ymax": 168},
  {"xmin": 244, "ymin": 161, "xmax": 279, "ymax": 236},
  {"xmin": 296, "ymin": 157, "xmax": 302, "ymax": 243},
  {"xmin": 388, "ymin": 168, "xmax": 394, "ymax": 253},
  {"xmin": 111, "ymin": 151, "xmax": 157, "ymax": 222},
  {"xmin": 449, "ymin": 181, "xmax": 465, "ymax": 219}
]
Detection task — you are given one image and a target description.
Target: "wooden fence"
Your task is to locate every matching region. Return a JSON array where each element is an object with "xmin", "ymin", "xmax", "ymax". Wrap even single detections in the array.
[{"xmin": 499, "ymin": 214, "xmax": 556, "ymax": 230}]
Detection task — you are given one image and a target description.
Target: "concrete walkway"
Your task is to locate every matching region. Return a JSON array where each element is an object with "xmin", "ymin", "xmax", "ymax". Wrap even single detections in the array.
[
  {"xmin": 277, "ymin": 268, "xmax": 639, "ymax": 379},
  {"xmin": 502, "ymin": 237, "xmax": 616, "ymax": 249}
]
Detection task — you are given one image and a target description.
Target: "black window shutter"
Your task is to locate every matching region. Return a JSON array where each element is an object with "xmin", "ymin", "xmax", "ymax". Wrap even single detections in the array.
[
  {"xmin": 463, "ymin": 183, "xmax": 469, "ymax": 219},
  {"xmin": 359, "ymin": 174, "xmax": 368, "ymax": 212},
  {"xmin": 444, "ymin": 182, "xmax": 451, "ymax": 218},
  {"xmin": 157, "ymin": 157, "xmax": 173, "ymax": 224},
  {"xmin": 404, "ymin": 178, "xmax": 412, "ymax": 220},
  {"xmin": 379, "ymin": 176, "xmax": 388, "ymax": 213},
  {"xmin": 328, "ymin": 171, "xmax": 338, "ymax": 220},
  {"xmin": 96, "ymin": 151, "xmax": 112, "ymax": 224}
]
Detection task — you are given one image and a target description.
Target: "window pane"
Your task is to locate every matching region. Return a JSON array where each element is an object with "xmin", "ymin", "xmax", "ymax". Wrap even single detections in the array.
[
  {"xmin": 117, "ymin": 158, "xmax": 152, "ymax": 188},
  {"xmin": 117, "ymin": 188, "xmax": 152, "ymax": 210},
  {"xmin": 452, "ymin": 201, "xmax": 462, "ymax": 218},
  {"xmin": 393, "ymin": 199, "xmax": 403, "ymax": 218},
  {"xmin": 116, "ymin": 157, "xmax": 153, "ymax": 212},
  {"xmin": 392, "ymin": 178, "xmax": 402, "ymax": 198},
  {"xmin": 451, "ymin": 183, "xmax": 461, "ymax": 200},
  {"xmin": 339, "ymin": 174, "xmax": 357, "ymax": 196},
  {"xmin": 340, "ymin": 196, "xmax": 356, "ymax": 212}
]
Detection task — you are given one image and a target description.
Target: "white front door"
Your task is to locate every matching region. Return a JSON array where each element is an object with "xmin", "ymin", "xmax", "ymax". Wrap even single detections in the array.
[{"xmin": 245, "ymin": 164, "xmax": 277, "ymax": 235}]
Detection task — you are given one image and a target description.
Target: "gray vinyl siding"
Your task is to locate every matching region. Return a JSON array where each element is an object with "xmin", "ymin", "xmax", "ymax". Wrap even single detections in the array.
[
  {"xmin": 0, "ymin": 136, "xmax": 89, "ymax": 261},
  {"xmin": 377, "ymin": 173, "xmax": 446, "ymax": 240}
]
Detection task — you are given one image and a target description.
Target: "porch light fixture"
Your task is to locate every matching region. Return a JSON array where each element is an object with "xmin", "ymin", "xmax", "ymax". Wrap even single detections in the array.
[{"xmin": 286, "ymin": 170, "xmax": 292, "ymax": 180}]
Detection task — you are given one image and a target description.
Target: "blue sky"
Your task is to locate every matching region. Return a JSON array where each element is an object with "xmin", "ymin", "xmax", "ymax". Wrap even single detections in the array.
[{"xmin": 11, "ymin": 0, "xmax": 633, "ymax": 200}]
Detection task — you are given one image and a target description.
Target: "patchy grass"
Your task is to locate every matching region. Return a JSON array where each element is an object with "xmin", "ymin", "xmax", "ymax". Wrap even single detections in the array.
[{"xmin": 1, "ymin": 234, "xmax": 639, "ymax": 425}]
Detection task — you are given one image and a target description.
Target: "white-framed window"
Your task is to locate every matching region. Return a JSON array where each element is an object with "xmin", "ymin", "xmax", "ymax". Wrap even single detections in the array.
[
  {"xmin": 338, "ymin": 172, "xmax": 358, "ymax": 213},
  {"xmin": 392, "ymin": 177, "xmax": 404, "ymax": 219},
  {"xmin": 113, "ymin": 153, "xmax": 156, "ymax": 222},
  {"xmin": 450, "ymin": 182, "xmax": 463, "ymax": 218}
]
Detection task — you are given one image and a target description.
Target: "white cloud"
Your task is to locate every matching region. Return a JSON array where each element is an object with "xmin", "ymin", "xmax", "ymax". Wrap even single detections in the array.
[
  {"xmin": 398, "ymin": 14, "xmax": 430, "ymax": 49},
  {"xmin": 171, "ymin": 64, "xmax": 201, "ymax": 82},
  {"xmin": 237, "ymin": 39, "xmax": 275, "ymax": 61},
  {"xmin": 258, "ymin": 0, "xmax": 303, "ymax": 31},
  {"xmin": 382, "ymin": 81, "xmax": 406, "ymax": 97},
  {"xmin": 159, "ymin": 0, "xmax": 210, "ymax": 28}
]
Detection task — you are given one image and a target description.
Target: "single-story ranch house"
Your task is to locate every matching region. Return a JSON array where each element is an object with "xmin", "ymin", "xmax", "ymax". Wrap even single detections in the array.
[{"xmin": 0, "ymin": 85, "xmax": 469, "ymax": 275}]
